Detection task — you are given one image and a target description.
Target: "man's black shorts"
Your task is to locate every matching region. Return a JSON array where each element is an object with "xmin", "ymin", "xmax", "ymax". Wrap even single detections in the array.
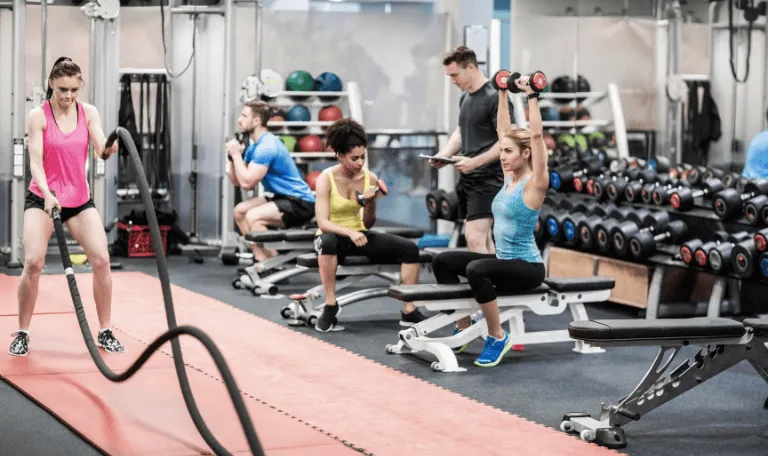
[
  {"xmin": 269, "ymin": 194, "xmax": 315, "ymax": 228},
  {"xmin": 24, "ymin": 191, "xmax": 95, "ymax": 223},
  {"xmin": 455, "ymin": 178, "xmax": 503, "ymax": 222}
]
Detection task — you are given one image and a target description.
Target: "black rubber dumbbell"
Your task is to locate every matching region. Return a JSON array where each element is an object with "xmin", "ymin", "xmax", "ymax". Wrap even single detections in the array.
[
  {"xmin": 550, "ymin": 159, "xmax": 604, "ymax": 192},
  {"xmin": 712, "ymin": 179, "xmax": 768, "ymax": 221},
  {"xmin": 594, "ymin": 208, "xmax": 647, "ymax": 254},
  {"xmin": 731, "ymin": 237, "xmax": 759, "ymax": 278},
  {"xmin": 701, "ymin": 167, "xmax": 726, "ymax": 182},
  {"xmin": 629, "ymin": 220, "xmax": 688, "ymax": 260},
  {"xmin": 754, "ymin": 227, "xmax": 768, "ymax": 254},
  {"xmin": 693, "ymin": 231, "xmax": 751, "ymax": 269},
  {"xmin": 679, "ymin": 231, "xmax": 729, "ymax": 265},
  {"xmin": 626, "ymin": 174, "xmax": 670, "ymax": 203},
  {"xmin": 356, "ymin": 179, "xmax": 388, "ymax": 206},
  {"xmin": 608, "ymin": 168, "xmax": 657, "ymax": 203},
  {"xmin": 652, "ymin": 180, "xmax": 691, "ymax": 206},
  {"xmin": 545, "ymin": 201, "xmax": 594, "ymax": 243},
  {"xmin": 721, "ymin": 172, "xmax": 741, "ymax": 189},
  {"xmin": 578, "ymin": 207, "xmax": 633, "ymax": 251},
  {"xmin": 744, "ymin": 194, "xmax": 768, "ymax": 225},
  {"xmin": 709, "ymin": 235, "xmax": 755, "ymax": 275},
  {"xmin": 593, "ymin": 168, "xmax": 642, "ymax": 201},
  {"xmin": 683, "ymin": 165, "xmax": 709, "ymax": 186},
  {"xmin": 669, "ymin": 178, "xmax": 725, "ymax": 212},
  {"xmin": 560, "ymin": 203, "xmax": 617, "ymax": 247},
  {"xmin": 535, "ymin": 205, "xmax": 554, "ymax": 244},
  {"xmin": 611, "ymin": 210, "xmax": 670, "ymax": 256}
]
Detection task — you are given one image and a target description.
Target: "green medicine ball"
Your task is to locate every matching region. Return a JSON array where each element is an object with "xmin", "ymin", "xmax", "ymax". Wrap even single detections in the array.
[
  {"xmin": 285, "ymin": 70, "xmax": 314, "ymax": 92},
  {"xmin": 280, "ymin": 135, "xmax": 297, "ymax": 152}
]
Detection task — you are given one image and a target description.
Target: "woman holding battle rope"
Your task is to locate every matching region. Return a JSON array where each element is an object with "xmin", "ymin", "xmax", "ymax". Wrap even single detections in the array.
[{"xmin": 430, "ymin": 72, "xmax": 549, "ymax": 368}]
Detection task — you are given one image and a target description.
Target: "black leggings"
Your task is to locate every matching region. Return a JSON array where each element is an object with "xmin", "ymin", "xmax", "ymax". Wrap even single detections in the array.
[
  {"xmin": 314, "ymin": 231, "xmax": 420, "ymax": 264},
  {"xmin": 432, "ymin": 251, "xmax": 545, "ymax": 304}
]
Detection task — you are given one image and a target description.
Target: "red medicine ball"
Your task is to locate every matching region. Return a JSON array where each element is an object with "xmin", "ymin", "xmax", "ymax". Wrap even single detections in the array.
[
  {"xmin": 318, "ymin": 105, "xmax": 343, "ymax": 122},
  {"xmin": 298, "ymin": 135, "xmax": 323, "ymax": 152},
  {"xmin": 305, "ymin": 171, "xmax": 322, "ymax": 191}
]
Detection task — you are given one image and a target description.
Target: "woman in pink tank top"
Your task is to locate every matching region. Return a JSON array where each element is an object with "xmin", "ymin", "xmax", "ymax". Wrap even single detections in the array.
[{"xmin": 9, "ymin": 57, "xmax": 124, "ymax": 357}]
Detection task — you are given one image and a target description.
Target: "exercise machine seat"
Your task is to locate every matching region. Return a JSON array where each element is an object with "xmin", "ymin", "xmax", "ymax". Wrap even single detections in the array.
[
  {"xmin": 296, "ymin": 250, "xmax": 435, "ymax": 268},
  {"xmin": 244, "ymin": 231, "xmax": 292, "ymax": 243},
  {"xmin": 568, "ymin": 318, "xmax": 746, "ymax": 342},
  {"xmin": 743, "ymin": 318, "xmax": 768, "ymax": 337},
  {"xmin": 544, "ymin": 277, "xmax": 615, "ymax": 292},
  {"xmin": 246, "ymin": 226, "xmax": 425, "ymax": 243},
  {"xmin": 387, "ymin": 283, "xmax": 551, "ymax": 302}
]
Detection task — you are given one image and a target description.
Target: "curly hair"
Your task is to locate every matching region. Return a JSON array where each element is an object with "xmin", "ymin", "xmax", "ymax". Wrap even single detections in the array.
[
  {"xmin": 47, "ymin": 57, "xmax": 83, "ymax": 99},
  {"xmin": 324, "ymin": 118, "xmax": 368, "ymax": 155}
]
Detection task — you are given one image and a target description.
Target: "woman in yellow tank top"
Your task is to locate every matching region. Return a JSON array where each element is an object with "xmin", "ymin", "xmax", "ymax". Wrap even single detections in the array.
[{"xmin": 312, "ymin": 119, "xmax": 427, "ymax": 332}]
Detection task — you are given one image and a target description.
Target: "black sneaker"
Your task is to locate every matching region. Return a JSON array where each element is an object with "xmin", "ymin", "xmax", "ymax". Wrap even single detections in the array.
[
  {"xmin": 400, "ymin": 309, "xmax": 427, "ymax": 327},
  {"xmin": 315, "ymin": 305, "xmax": 344, "ymax": 332},
  {"xmin": 97, "ymin": 329, "xmax": 125, "ymax": 353},
  {"xmin": 8, "ymin": 331, "xmax": 29, "ymax": 357}
]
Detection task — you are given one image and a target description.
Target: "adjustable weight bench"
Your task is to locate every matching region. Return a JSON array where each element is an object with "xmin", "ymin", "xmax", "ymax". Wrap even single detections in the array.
[
  {"xmin": 384, "ymin": 276, "xmax": 615, "ymax": 373},
  {"xmin": 234, "ymin": 226, "xmax": 425, "ymax": 296},
  {"xmin": 559, "ymin": 317, "xmax": 768, "ymax": 449}
]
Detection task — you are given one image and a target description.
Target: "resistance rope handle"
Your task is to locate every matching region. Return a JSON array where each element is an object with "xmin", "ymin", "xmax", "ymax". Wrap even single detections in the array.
[{"xmin": 50, "ymin": 126, "xmax": 265, "ymax": 456}]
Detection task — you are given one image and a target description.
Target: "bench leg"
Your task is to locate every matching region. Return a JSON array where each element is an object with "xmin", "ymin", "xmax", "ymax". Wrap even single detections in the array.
[
  {"xmin": 247, "ymin": 265, "xmax": 312, "ymax": 296},
  {"xmin": 568, "ymin": 302, "xmax": 605, "ymax": 354}
]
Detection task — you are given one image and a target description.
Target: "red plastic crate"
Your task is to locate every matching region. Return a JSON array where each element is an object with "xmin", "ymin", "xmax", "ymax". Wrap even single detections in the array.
[{"xmin": 117, "ymin": 222, "xmax": 170, "ymax": 258}]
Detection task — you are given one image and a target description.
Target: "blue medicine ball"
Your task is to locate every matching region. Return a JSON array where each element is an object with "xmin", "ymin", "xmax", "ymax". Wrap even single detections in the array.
[
  {"xmin": 314, "ymin": 72, "xmax": 343, "ymax": 92},
  {"xmin": 286, "ymin": 104, "xmax": 311, "ymax": 122}
]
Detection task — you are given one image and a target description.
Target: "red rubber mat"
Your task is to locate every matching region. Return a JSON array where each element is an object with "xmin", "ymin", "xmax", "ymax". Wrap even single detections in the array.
[{"xmin": 0, "ymin": 272, "xmax": 623, "ymax": 455}]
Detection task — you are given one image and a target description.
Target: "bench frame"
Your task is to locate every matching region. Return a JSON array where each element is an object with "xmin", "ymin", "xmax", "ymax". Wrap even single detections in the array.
[
  {"xmin": 385, "ymin": 284, "xmax": 611, "ymax": 373},
  {"xmin": 234, "ymin": 237, "xmax": 315, "ymax": 296},
  {"xmin": 560, "ymin": 327, "xmax": 768, "ymax": 449}
]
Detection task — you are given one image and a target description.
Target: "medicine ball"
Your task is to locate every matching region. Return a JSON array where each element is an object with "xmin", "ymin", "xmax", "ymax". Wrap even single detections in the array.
[
  {"xmin": 318, "ymin": 105, "xmax": 343, "ymax": 122},
  {"xmin": 550, "ymin": 75, "xmax": 575, "ymax": 94},
  {"xmin": 541, "ymin": 107, "xmax": 559, "ymax": 122},
  {"xmin": 285, "ymin": 70, "xmax": 314, "ymax": 92},
  {"xmin": 280, "ymin": 135, "xmax": 297, "ymax": 152},
  {"xmin": 305, "ymin": 171, "xmax": 322, "ymax": 191},
  {"xmin": 298, "ymin": 135, "xmax": 323, "ymax": 152},
  {"xmin": 286, "ymin": 104, "xmax": 311, "ymax": 122},
  {"xmin": 315, "ymin": 72, "xmax": 343, "ymax": 102}
]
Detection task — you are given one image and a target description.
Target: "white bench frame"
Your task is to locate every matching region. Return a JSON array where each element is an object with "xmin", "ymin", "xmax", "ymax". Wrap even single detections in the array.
[
  {"xmin": 235, "ymin": 236, "xmax": 316, "ymax": 296},
  {"xmin": 385, "ymin": 284, "xmax": 611, "ymax": 373}
]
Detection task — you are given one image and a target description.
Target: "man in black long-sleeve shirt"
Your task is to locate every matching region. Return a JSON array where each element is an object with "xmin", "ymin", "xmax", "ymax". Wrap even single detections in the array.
[{"xmin": 430, "ymin": 46, "xmax": 515, "ymax": 253}]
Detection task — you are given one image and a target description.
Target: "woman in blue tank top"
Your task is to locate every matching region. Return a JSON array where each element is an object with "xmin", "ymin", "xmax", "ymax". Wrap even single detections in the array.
[{"xmin": 431, "ymin": 73, "xmax": 549, "ymax": 368}]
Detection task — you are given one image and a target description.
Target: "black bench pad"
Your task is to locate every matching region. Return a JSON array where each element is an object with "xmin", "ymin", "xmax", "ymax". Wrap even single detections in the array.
[
  {"xmin": 743, "ymin": 318, "xmax": 768, "ymax": 337},
  {"xmin": 246, "ymin": 226, "xmax": 425, "ymax": 243},
  {"xmin": 544, "ymin": 277, "xmax": 615, "ymax": 292},
  {"xmin": 297, "ymin": 251, "xmax": 435, "ymax": 268},
  {"xmin": 569, "ymin": 318, "xmax": 746, "ymax": 341},
  {"xmin": 387, "ymin": 283, "xmax": 550, "ymax": 302}
]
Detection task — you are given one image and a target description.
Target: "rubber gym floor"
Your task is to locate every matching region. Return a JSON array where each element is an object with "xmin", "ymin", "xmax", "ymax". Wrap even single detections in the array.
[{"xmin": 1, "ymin": 252, "xmax": 766, "ymax": 456}]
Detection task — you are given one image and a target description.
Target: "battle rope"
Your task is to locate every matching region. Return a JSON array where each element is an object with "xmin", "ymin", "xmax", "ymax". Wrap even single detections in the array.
[{"xmin": 51, "ymin": 126, "xmax": 265, "ymax": 456}]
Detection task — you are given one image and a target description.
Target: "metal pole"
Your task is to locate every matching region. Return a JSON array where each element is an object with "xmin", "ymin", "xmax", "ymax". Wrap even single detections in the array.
[
  {"xmin": 672, "ymin": 1, "xmax": 683, "ymax": 164},
  {"xmin": 220, "ymin": 0, "xmax": 235, "ymax": 247},
  {"xmin": 9, "ymin": 0, "xmax": 27, "ymax": 268},
  {"xmin": 190, "ymin": 15, "xmax": 200, "ymax": 238},
  {"xmin": 255, "ymin": 0, "xmax": 262, "ymax": 80},
  {"xmin": 40, "ymin": 0, "xmax": 46, "ymax": 88}
]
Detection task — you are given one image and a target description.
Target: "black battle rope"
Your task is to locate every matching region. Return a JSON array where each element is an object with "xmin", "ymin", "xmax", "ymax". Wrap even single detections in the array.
[{"xmin": 50, "ymin": 126, "xmax": 265, "ymax": 456}]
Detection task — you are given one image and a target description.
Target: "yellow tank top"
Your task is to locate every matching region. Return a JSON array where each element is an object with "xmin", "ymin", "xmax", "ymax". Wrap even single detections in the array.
[{"xmin": 318, "ymin": 168, "xmax": 369, "ymax": 234}]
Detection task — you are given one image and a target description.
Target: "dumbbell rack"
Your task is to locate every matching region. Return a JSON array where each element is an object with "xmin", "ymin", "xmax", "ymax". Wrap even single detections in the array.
[
  {"xmin": 511, "ymin": 84, "xmax": 629, "ymax": 160},
  {"xmin": 265, "ymin": 81, "xmax": 364, "ymax": 163}
]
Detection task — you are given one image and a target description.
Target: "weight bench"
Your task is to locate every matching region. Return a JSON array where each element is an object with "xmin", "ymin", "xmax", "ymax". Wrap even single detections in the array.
[
  {"xmin": 280, "ymin": 249, "xmax": 435, "ymax": 327},
  {"xmin": 234, "ymin": 226, "xmax": 425, "ymax": 296},
  {"xmin": 384, "ymin": 276, "xmax": 615, "ymax": 373},
  {"xmin": 559, "ymin": 317, "xmax": 768, "ymax": 449}
]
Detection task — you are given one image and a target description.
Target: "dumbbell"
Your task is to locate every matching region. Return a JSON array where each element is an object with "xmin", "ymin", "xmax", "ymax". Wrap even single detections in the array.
[
  {"xmin": 492, "ymin": 70, "xmax": 547, "ymax": 92},
  {"xmin": 721, "ymin": 171, "xmax": 741, "ymax": 189},
  {"xmin": 593, "ymin": 168, "xmax": 642, "ymax": 201},
  {"xmin": 439, "ymin": 192, "xmax": 460, "ymax": 221},
  {"xmin": 682, "ymin": 165, "xmax": 710, "ymax": 186},
  {"xmin": 425, "ymin": 189, "xmax": 445, "ymax": 218},
  {"xmin": 743, "ymin": 194, "xmax": 768, "ymax": 225},
  {"xmin": 628, "ymin": 220, "xmax": 688, "ymax": 260},
  {"xmin": 731, "ymin": 236, "xmax": 759, "ymax": 278},
  {"xmin": 607, "ymin": 168, "xmax": 657, "ymax": 203},
  {"xmin": 559, "ymin": 203, "xmax": 617, "ymax": 247},
  {"xmin": 651, "ymin": 180, "xmax": 691, "ymax": 206},
  {"xmin": 355, "ymin": 179, "xmax": 388, "ymax": 206},
  {"xmin": 611, "ymin": 210, "xmax": 670, "ymax": 256},
  {"xmin": 647, "ymin": 156, "xmax": 671, "ymax": 173},
  {"xmin": 678, "ymin": 231, "xmax": 728, "ymax": 265},
  {"xmin": 545, "ymin": 201, "xmax": 598, "ymax": 243},
  {"xmin": 578, "ymin": 207, "xmax": 633, "ymax": 251},
  {"xmin": 626, "ymin": 174, "xmax": 671, "ymax": 203},
  {"xmin": 594, "ymin": 208, "xmax": 646, "ymax": 254},
  {"xmin": 669, "ymin": 178, "xmax": 725, "ymax": 212},
  {"xmin": 226, "ymin": 131, "xmax": 249, "ymax": 162},
  {"xmin": 693, "ymin": 231, "xmax": 751, "ymax": 269},
  {"xmin": 550, "ymin": 159, "xmax": 604, "ymax": 192},
  {"xmin": 709, "ymin": 234, "xmax": 755, "ymax": 275},
  {"xmin": 712, "ymin": 179, "xmax": 768, "ymax": 221}
]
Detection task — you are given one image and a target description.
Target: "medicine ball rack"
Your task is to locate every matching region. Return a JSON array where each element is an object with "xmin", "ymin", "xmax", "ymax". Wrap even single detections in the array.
[{"xmin": 511, "ymin": 83, "xmax": 630, "ymax": 161}]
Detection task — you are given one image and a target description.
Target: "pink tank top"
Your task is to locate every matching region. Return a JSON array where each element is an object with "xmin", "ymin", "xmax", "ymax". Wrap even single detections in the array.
[{"xmin": 29, "ymin": 101, "xmax": 91, "ymax": 208}]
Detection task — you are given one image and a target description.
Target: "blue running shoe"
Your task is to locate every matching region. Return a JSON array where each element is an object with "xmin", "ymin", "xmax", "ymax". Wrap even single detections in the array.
[
  {"xmin": 452, "ymin": 318, "xmax": 477, "ymax": 353},
  {"xmin": 474, "ymin": 332, "xmax": 513, "ymax": 367}
]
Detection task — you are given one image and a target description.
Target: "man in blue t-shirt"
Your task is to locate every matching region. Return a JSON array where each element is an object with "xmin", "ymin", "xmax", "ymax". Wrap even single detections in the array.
[
  {"xmin": 742, "ymin": 111, "xmax": 768, "ymax": 180},
  {"xmin": 226, "ymin": 100, "xmax": 316, "ymax": 262}
]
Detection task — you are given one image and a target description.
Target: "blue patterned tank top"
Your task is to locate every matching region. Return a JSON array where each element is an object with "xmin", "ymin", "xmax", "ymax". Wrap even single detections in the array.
[{"xmin": 491, "ymin": 176, "xmax": 543, "ymax": 263}]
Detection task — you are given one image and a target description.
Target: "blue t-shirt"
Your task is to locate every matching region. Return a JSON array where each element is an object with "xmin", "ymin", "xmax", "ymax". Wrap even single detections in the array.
[
  {"xmin": 243, "ymin": 132, "xmax": 315, "ymax": 203},
  {"xmin": 491, "ymin": 177, "xmax": 542, "ymax": 263},
  {"xmin": 742, "ymin": 131, "xmax": 768, "ymax": 180}
]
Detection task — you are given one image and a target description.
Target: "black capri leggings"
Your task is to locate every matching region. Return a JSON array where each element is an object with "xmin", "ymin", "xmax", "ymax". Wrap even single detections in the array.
[
  {"xmin": 314, "ymin": 231, "xmax": 420, "ymax": 264},
  {"xmin": 432, "ymin": 251, "xmax": 545, "ymax": 304}
]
